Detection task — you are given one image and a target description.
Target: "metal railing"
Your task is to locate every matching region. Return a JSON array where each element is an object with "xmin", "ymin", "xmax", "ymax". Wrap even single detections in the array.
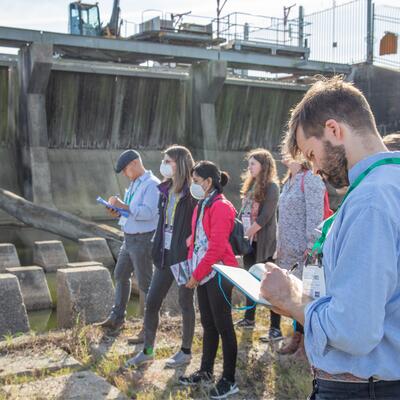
[
  {"xmin": 304, "ymin": 0, "xmax": 400, "ymax": 69},
  {"xmin": 119, "ymin": 1, "xmax": 399, "ymax": 69}
]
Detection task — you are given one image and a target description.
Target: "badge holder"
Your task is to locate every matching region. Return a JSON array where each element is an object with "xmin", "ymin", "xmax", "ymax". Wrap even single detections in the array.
[{"xmin": 302, "ymin": 253, "xmax": 326, "ymax": 299}]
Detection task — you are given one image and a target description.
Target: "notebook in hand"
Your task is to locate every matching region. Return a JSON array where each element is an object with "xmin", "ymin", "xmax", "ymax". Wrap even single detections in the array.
[
  {"xmin": 212, "ymin": 264, "xmax": 271, "ymax": 307},
  {"xmin": 96, "ymin": 196, "xmax": 130, "ymax": 218}
]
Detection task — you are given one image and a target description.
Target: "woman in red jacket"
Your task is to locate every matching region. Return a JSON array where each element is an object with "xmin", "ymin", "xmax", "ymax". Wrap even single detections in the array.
[{"xmin": 179, "ymin": 161, "xmax": 239, "ymax": 399}]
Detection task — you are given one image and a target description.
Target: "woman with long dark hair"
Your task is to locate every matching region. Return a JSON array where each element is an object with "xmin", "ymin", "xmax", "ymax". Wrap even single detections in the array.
[
  {"xmin": 179, "ymin": 161, "xmax": 239, "ymax": 399},
  {"xmin": 125, "ymin": 145, "xmax": 197, "ymax": 368}
]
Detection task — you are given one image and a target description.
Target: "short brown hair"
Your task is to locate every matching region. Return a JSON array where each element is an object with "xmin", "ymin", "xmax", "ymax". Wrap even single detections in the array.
[
  {"xmin": 282, "ymin": 76, "xmax": 378, "ymax": 159},
  {"xmin": 383, "ymin": 132, "xmax": 400, "ymax": 151}
]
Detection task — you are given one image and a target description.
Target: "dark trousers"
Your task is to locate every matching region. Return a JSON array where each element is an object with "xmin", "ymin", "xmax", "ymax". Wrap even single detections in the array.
[
  {"xmin": 309, "ymin": 378, "xmax": 400, "ymax": 400},
  {"xmin": 243, "ymin": 242, "xmax": 257, "ymax": 321},
  {"xmin": 197, "ymin": 274, "xmax": 237, "ymax": 382}
]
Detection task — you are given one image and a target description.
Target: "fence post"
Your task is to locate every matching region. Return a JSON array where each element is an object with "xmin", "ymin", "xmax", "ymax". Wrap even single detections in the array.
[
  {"xmin": 298, "ymin": 6, "xmax": 304, "ymax": 48},
  {"xmin": 367, "ymin": 0, "xmax": 374, "ymax": 63}
]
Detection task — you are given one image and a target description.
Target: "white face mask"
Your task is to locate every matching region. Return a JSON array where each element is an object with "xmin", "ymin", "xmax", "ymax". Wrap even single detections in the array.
[
  {"xmin": 190, "ymin": 183, "xmax": 206, "ymax": 200},
  {"xmin": 160, "ymin": 161, "xmax": 174, "ymax": 179}
]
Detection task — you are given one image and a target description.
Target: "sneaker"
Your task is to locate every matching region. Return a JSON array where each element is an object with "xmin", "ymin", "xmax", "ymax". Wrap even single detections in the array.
[
  {"xmin": 165, "ymin": 350, "xmax": 192, "ymax": 368},
  {"xmin": 94, "ymin": 316, "xmax": 125, "ymax": 331},
  {"xmin": 210, "ymin": 377, "xmax": 239, "ymax": 399},
  {"xmin": 234, "ymin": 318, "xmax": 255, "ymax": 329},
  {"xmin": 259, "ymin": 327, "xmax": 283, "ymax": 343},
  {"xmin": 178, "ymin": 370, "xmax": 213, "ymax": 386},
  {"xmin": 125, "ymin": 351, "xmax": 154, "ymax": 368}
]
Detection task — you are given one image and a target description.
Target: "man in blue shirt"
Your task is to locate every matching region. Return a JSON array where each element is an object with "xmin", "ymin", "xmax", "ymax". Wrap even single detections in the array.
[
  {"xmin": 260, "ymin": 77, "xmax": 400, "ymax": 399},
  {"xmin": 98, "ymin": 149, "xmax": 160, "ymax": 334}
]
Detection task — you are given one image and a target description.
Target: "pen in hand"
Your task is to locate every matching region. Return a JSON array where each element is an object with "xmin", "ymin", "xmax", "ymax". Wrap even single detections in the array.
[{"xmin": 289, "ymin": 262, "xmax": 299, "ymax": 273}]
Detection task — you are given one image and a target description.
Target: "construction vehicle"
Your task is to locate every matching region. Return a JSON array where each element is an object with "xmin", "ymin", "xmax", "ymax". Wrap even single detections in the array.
[{"xmin": 68, "ymin": 0, "xmax": 121, "ymax": 37}]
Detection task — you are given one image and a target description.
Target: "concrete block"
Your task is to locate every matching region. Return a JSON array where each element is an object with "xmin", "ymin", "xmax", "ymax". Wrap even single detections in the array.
[
  {"xmin": 57, "ymin": 266, "xmax": 115, "ymax": 328},
  {"xmin": 0, "ymin": 274, "xmax": 30, "ymax": 337},
  {"xmin": 33, "ymin": 240, "xmax": 68, "ymax": 272},
  {"xmin": 0, "ymin": 348, "xmax": 81, "ymax": 380},
  {"xmin": 0, "ymin": 370, "xmax": 127, "ymax": 400},
  {"xmin": 67, "ymin": 261, "xmax": 103, "ymax": 268},
  {"xmin": 78, "ymin": 237, "xmax": 115, "ymax": 269},
  {"xmin": 5, "ymin": 266, "xmax": 52, "ymax": 311},
  {"xmin": 0, "ymin": 243, "xmax": 20, "ymax": 272}
]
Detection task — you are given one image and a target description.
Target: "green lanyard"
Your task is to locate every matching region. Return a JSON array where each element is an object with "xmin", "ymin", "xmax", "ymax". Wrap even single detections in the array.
[
  {"xmin": 124, "ymin": 179, "xmax": 143, "ymax": 205},
  {"xmin": 311, "ymin": 157, "xmax": 400, "ymax": 255}
]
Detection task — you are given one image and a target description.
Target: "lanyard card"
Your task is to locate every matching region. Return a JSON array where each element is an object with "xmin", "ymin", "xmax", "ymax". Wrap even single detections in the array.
[
  {"xmin": 242, "ymin": 215, "xmax": 252, "ymax": 233},
  {"xmin": 164, "ymin": 226, "xmax": 173, "ymax": 250},
  {"xmin": 302, "ymin": 263, "xmax": 326, "ymax": 299}
]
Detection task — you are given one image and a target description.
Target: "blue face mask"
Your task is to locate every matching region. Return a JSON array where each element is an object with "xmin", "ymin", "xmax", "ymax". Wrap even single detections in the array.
[{"xmin": 190, "ymin": 183, "xmax": 206, "ymax": 200}]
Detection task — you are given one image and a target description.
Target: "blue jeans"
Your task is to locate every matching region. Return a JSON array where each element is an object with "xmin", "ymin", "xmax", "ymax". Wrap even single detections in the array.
[
  {"xmin": 309, "ymin": 378, "xmax": 400, "ymax": 400},
  {"xmin": 110, "ymin": 232, "xmax": 154, "ymax": 321}
]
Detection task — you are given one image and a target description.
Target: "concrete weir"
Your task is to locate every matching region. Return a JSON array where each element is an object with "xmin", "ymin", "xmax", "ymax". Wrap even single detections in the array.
[
  {"xmin": 77, "ymin": 237, "xmax": 115, "ymax": 269},
  {"xmin": 0, "ymin": 243, "xmax": 20, "ymax": 272},
  {"xmin": 0, "ymin": 274, "xmax": 30, "ymax": 337},
  {"xmin": 5, "ymin": 266, "xmax": 52, "ymax": 311},
  {"xmin": 33, "ymin": 240, "xmax": 69, "ymax": 272},
  {"xmin": 57, "ymin": 266, "xmax": 114, "ymax": 328}
]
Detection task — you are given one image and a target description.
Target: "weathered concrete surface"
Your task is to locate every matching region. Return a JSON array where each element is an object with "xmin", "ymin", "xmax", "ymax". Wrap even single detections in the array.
[
  {"xmin": 5, "ymin": 266, "xmax": 52, "ymax": 310},
  {"xmin": 0, "ymin": 274, "xmax": 29, "ymax": 337},
  {"xmin": 33, "ymin": 240, "xmax": 69, "ymax": 272},
  {"xmin": 57, "ymin": 266, "xmax": 114, "ymax": 328},
  {"xmin": 0, "ymin": 370, "xmax": 127, "ymax": 400},
  {"xmin": 66, "ymin": 261, "xmax": 103, "ymax": 268},
  {"xmin": 78, "ymin": 237, "xmax": 115, "ymax": 269},
  {"xmin": 0, "ymin": 243, "xmax": 20, "ymax": 271},
  {"xmin": 0, "ymin": 348, "xmax": 81, "ymax": 380}
]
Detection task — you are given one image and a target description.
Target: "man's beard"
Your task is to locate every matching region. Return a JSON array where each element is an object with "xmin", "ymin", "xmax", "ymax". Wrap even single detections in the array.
[{"xmin": 319, "ymin": 141, "xmax": 350, "ymax": 189}]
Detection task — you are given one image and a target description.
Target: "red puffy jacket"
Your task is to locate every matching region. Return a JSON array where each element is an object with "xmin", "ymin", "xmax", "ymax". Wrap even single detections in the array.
[{"xmin": 188, "ymin": 193, "xmax": 238, "ymax": 282}]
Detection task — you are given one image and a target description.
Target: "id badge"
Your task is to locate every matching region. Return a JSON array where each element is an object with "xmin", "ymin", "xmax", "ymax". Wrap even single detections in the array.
[
  {"xmin": 118, "ymin": 216, "xmax": 128, "ymax": 227},
  {"xmin": 164, "ymin": 226, "xmax": 173, "ymax": 250},
  {"xmin": 242, "ymin": 215, "xmax": 252, "ymax": 233},
  {"xmin": 302, "ymin": 264, "xmax": 326, "ymax": 299}
]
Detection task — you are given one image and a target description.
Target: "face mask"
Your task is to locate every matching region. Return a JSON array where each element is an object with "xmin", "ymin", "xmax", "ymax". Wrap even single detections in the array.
[
  {"xmin": 190, "ymin": 183, "xmax": 206, "ymax": 200},
  {"xmin": 160, "ymin": 162, "xmax": 174, "ymax": 179}
]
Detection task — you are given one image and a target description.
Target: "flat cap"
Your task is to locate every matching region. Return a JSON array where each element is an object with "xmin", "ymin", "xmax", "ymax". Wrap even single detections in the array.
[{"xmin": 115, "ymin": 149, "xmax": 140, "ymax": 173}]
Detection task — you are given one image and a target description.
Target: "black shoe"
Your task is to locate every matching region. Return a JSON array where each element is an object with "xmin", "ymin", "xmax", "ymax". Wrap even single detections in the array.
[
  {"xmin": 95, "ymin": 317, "xmax": 124, "ymax": 331},
  {"xmin": 210, "ymin": 378, "xmax": 239, "ymax": 399},
  {"xmin": 259, "ymin": 327, "xmax": 283, "ymax": 343},
  {"xmin": 178, "ymin": 370, "xmax": 213, "ymax": 386},
  {"xmin": 234, "ymin": 318, "xmax": 255, "ymax": 329}
]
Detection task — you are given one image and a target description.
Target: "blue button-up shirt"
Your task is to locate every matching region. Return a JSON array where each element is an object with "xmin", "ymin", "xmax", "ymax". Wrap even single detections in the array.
[
  {"xmin": 122, "ymin": 170, "xmax": 160, "ymax": 234},
  {"xmin": 304, "ymin": 151, "xmax": 400, "ymax": 380}
]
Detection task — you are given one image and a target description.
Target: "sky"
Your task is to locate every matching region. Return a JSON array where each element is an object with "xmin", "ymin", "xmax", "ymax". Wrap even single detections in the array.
[{"xmin": 0, "ymin": 0, "xmax": 399, "ymax": 33}]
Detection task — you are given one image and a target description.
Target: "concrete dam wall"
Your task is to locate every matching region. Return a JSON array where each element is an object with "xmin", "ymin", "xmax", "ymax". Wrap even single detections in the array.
[{"xmin": 0, "ymin": 63, "xmax": 305, "ymax": 223}]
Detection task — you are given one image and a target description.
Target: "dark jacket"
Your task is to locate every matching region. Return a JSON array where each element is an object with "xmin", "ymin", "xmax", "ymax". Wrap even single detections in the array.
[
  {"xmin": 152, "ymin": 181, "xmax": 196, "ymax": 269},
  {"xmin": 240, "ymin": 181, "xmax": 279, "ymax": 262}
]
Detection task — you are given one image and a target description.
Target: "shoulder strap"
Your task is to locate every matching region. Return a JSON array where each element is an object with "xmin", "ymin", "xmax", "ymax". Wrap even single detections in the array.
[{"xmin": 300, "ymin": 170, "xmax": 308, "ymax": 193}]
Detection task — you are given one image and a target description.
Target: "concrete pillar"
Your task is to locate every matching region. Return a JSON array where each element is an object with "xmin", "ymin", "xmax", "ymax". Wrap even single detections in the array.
[
  {"xmin": 77, "ymin": 237, "xmax": 115, "ymax": 269},
  {"xmin": 57, "ymin": 266, "xmax": 115, "ymax": 328},
  {"xmin": 18, "ymin": 43, "xmax": 54, "ymax": 206},
  {"xmin": 0, "ymin": 243, "xmax": 20, "ymax": 272},
  {"xmin": 0, "ymin": 274, "xmax": 30, "ymax": 337},
  {"xmin": 33, "ymin": 240, "xmax": 69, "ymax": 272},
  {"xmin": 5, "ymin": 266, "xmax": 52, "ymax": 311},
  {"xmin": 190, "ymin": 61, "xmax": 227, "ymax": 158}
]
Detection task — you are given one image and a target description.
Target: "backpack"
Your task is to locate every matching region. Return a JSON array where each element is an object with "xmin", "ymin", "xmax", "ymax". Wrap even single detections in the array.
[
  {"xmin": 195, "ymin": 195, "xmax": 252, "ymax": 256},
  {"xmin": 300, "ymin": 171, "xmax": 334, "ymax": 220}
]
